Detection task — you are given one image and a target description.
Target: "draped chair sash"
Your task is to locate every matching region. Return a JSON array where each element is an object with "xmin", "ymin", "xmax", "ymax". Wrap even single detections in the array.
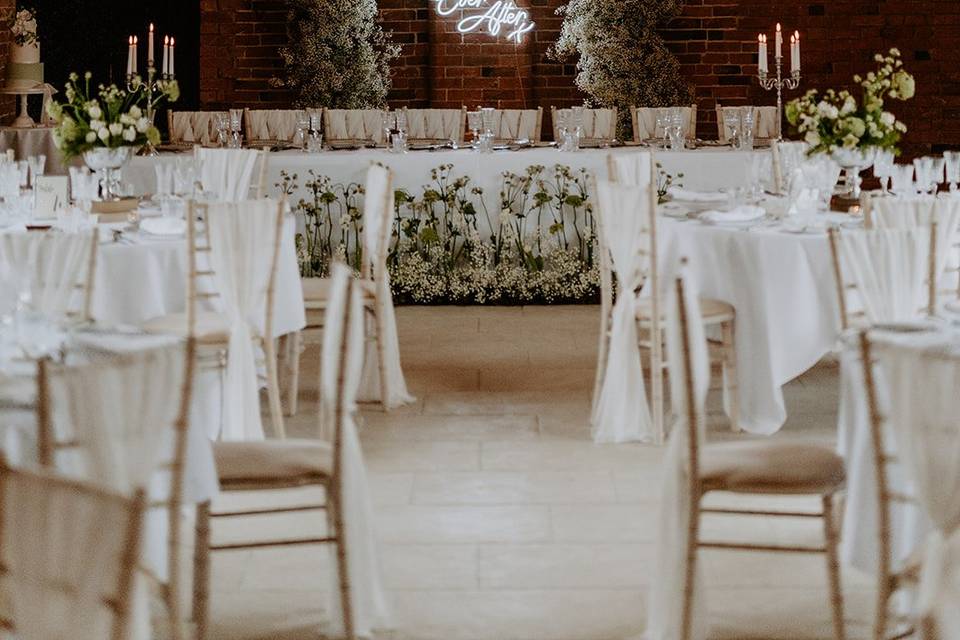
[
  {"xmin": 196, "ymin": 148, "xmax": 261, "ymax": 202},
  {"xmin": 168, "ymin": 111, "xmax": 227, "ymax": 146},
  {"xmin": 552, "ymin": 107, "xmax": 617, "ymax": 141},
  {"xmin": 323, "ymin": 109, "xmax": 386, "ymax": 144},
  {"xmin": 591, "ymin": 176, "xmax": 655, "ymax": 443},
  {"xmin": 244, "ymin": 109, "xmax": 308, "ymax": 144},
  {"xmin": 716, "ymin": 105, "xmax": 778, "ymax": 142},
  {"xmin": 404, "ymin": 108, "xmax": 466, "ymax": 143},
  {"xmin": 486, "ymin": 108, "xmax": 542, "ymax": 142}
]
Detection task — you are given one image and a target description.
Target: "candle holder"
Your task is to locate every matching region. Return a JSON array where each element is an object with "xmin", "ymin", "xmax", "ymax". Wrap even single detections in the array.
[
  {"xmin": 126, "ymin": 65, "xmax": 174, "ymax": 157},
  {"xmin": 757, "ymin": 57, "xmax": 800, "ymax": 141}
]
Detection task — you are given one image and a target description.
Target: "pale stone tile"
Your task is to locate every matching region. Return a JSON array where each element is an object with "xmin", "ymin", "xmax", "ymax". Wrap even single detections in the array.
[
  {"xmin": 361, "ymin": 440, "xmax": 480, "ymax": 472},
  {"xmin": 612, "ymin": 469, "xmax": 665, "ymax": 503},
  {"xmin": 400, "ymin": 365, "xmax": 481, "ymax": 392},
  {"xmin": 422, "ymin": 390, "xmax": 590, "ymax": 416},
  {"xmin": 376, "ymin": 505, "xmax": 551, "ymax": 544},
  {"xmin": 381, "ymin": 544, "xmax": 479, "ymax": 589},
  {"xmin": 481, "ymin": 439, "xmax": 662, "ymax": 472},
  {"xmin": 369, "ymin": 472, "xmax": 414, "ymax": 506},
  {"xmin": 390, "ymin": 589, "xmax": 645, "ymax": 640},
  {"xmin": 551, "ymin": 505, "xmax": 658, "ymax": 543},
  {"xmin": 479, "ymin": 543, "xmax": 655, "ymax": 588},
  {"xmin": 207, "ymin": 589, "xmax": 329, "ymax": 640},
  {"xmin": 412, "ymin": 471, "xmax": 617, "ymax": 505},
  {"xmin": 477, "ymin": 365, "xmax": 596, "ymax": 392},
  {"xmin": 361, "ymin": 414, "xmax": 539, "ymax": 441}
]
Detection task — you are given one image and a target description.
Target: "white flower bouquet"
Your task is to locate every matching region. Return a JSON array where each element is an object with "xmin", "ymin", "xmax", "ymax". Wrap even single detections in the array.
[
  {"xmin": 46, "ymin": 72, "xmax": 179, "ymax": 159},
  {"xmin": 8, "ymin": 7, "xmax": 38, "ymax": 46},
  {"xmin": 786, "ymin": 48, "xmax": 914, "ymax": 155}
]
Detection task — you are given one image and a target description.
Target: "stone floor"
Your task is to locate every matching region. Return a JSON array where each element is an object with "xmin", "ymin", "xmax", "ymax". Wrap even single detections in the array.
[{"xmin": 206, "ymin": 305, "xmax": 875, "ymax": 640}]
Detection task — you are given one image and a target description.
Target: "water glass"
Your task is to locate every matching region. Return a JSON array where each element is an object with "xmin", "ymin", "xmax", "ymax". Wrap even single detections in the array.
[
  {"xmin": 173, "ymin": 157, "xmax": 197, "ymax": 197},
  {"xmin": 27, "ymin": 155, "xmax": 45, "ymax": 188},
  {"xmin": 913, "ymin": 157, "xmax": 938, "ymax": 194},
  {"xmin": 667, "ymin": 116, "xmax": 685, "ymax": 151},
  {"xmin": 944, "ymin": 151, "xmax": 960, "ymax": 191},
  {"xmin": 229, "ymin": 131, "xmax": 243, "ymax": 149},
  {"xmin": 467, "ymin": 111, "xmax": 482, "ymax": 149},
  {"xmin": 229, "ymin": 108, "xmax": 243, "ymax": 134},
  {"xmin": 888, "ymin": 163, "xmax": 916, "ymax": 195},
  {"xmin": 154, "ymin": 162, "xmax": 175, "ymax": 198},
  {"xmin": 15, "ymin": 161, "xmax": 28, "ymax": 189},
  {"xmin": 723, "ymin": 110, "xmax": 741, "ymax": 148},
  {"xmin": 306, "ymin": 131, "xmax": 323, "ymax": 154},
  {"xmin": 295, "ymin": 113, "xmax": 310, "ymax": 149},
  {"xmin": 480, "ymin": 108, "xmax": 496, "ymax": 140},
  {"xmin": 554, "ymin": 109, "xmax": 569, "ymax": 150},
  {"xmin": 215, "ymin": 113, "xmax": 229, "ymax": 147},
  {"xmin": 381, "ymin": 111, "xmax": 396, "ymax": 147},
  {"xmin": 873, "ymin": 149, "xmax": 895, "ymax": 194},
  {"xmin": 657, "ymin": 108, "xmax": 670, "ymax": 148},
  {"xmin": 390, "ymin": 130, "xmax": 408, "ymax": 154},
  {"xmin": 570, "ymin": 106, "xmax": 584, "ymax": 141},
  {"xmin": 478, "ymin": 132, "xmax": 494, "ymax": 154},
  {"xmin": 395, "ymin": 109, "xmax": 407, "ymax": 136}
]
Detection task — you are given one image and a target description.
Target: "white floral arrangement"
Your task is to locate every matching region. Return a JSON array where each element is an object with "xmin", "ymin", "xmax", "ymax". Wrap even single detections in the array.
[
  {"xmin": 9, "ymin": 7, "xmax": 38, "ymax": 46},
  {"xmin": 786, "ymin": 48, "xmax": 914, "ymax": 155}
]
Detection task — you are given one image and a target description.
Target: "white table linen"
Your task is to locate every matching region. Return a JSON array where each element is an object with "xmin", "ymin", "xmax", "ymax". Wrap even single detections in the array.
[{"xmin": 658, "ymin": 215, "xmax": 841, "ymax": 434}]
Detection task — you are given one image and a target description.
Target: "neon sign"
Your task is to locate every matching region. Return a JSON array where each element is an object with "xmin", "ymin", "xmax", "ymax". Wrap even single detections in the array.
[{"xmin": 434, "ymin": 0, "xmax": 535, "ymax": 43}]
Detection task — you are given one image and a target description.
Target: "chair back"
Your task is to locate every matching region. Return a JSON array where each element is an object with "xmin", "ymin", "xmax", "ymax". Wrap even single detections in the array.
[
  {"xmin": 0, "ymin": 229, "xmax": 98, "ymax": 322},
  {"xmin": 552, "ymin": 106, "xmax": 618, "ymax": 142},
  {"xmin": 484, "ymin": 108, "xmax": 543, "ymax": 142},
  {"xmin": 243, "ymin": 108, "xmax": 308, "ymax": 145},
  {"xmin": 0, "ymin": 460, "xmax": 146, "ymax": 640},
  {"xmin": 194, "ymin": 146, "xmax": 268, "ymax": 201},
  {"xmin": 631, "ymin": 105, "xmax": 698, "ymax": 142},
  {"xmin": 403, "ymin": 108, "xmax": 466, "ymax": 144},
  {"xmin": 716, "ymin": 105, "xmax": 778, "ymax": 142},
  {"xmin": 323, "ymin": 109, "xmax": 386, "ymax": 144},
  {"xmin": 828, "ymin": 227, "xmax": 936, "ymax": 329},
  {"xmin": 168, "ymin": 111, "xmax": 228, "ymax": 146},
  {"xmin": 865, "ymin": 197, "xmax": 960, "ymax": 311},
  {"xmin": 360, "ymin": 164, "xmax": 394, "ymax": 284}
]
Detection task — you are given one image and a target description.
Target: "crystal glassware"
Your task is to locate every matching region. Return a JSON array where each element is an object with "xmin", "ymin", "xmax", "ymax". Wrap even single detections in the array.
[
  {"xmin": 723, "ymin": 110, "xmax": 741, "ymax": 148},
  {"xmin": 15, "ymin": 160, "xmax": 28, "ymax": 190},
  {"xmin": 395, "ymin": 109, "xmax": 407, "ymax": 136},
  {"xmin": 306, "ymin": 131, "xmax": 323, "ymax": 154},
  {"xmin": 215, "ymin": 113, "xmax": 229, "ymax": 147},
  {"xmin": 295, "ymin": 112, "xmax": 310, "ymax": 149},
  {"xmin": 570, "ymin": 105, "xmax": 584, "ymax": 142},
  {"xmin": 913, "ymin": 157, "xmax": 937, "ymax": 194},
  {"xmin": 381, "ymin": 111, "xmax": 396, "ymax": 147},
  {"xmin": 467, "ymin": 111, "xmax": 481, "ymax": 149},
  {"xmin": 739, "ymin": 108, "xmax": 755, "ymax": 151},
  {"xmin": 27, "ymin": 155, "xmax": 45, "ymax": 188},
  {"xmin": 229, "ymin": 108, "xmax": 243, "ymax": 134},
  {"xmin": 873, "ymin": 149, "xmax": 895, "ymax": 195},
  {"xmin": 888, "ymin": 163, "xmax": 916, "ymax": 196},
  {"xmin": 944, "ymin": 151, "xmax": 960, "ymax": 192}
]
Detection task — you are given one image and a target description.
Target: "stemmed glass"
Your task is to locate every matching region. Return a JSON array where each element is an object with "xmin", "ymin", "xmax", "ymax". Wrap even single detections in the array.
[
  {"xmin": 739, "ymin": 108, "xmax": 755, "ymax": 150},
  {"xmin": 656, "ymin": 108, "xmax": 669, "ymax": 148},
  {"xmin": 913, "ymin": 157, "xmax": 939, "ymax": 194},
  {"xmin": 295, "ymin": 112, "xmax": 310, "ymax": 150},
  {"xmin": 381, "ymin": 111, "xmax": 396, "ymax": 148},
  {"xmin": 479, "ymin": 108, "xmax": 496, "ymax": 153},
  {"xmin": 27, "ymin": 155, "xmax": 45, "ymax": 189},
  {"xmin": 873, "ymin": 149, "xmax": 895, "ymax": 195},
  {"xmin": 395, "ymin": 110, "xmax": 407, "ymax": 137},
  {"xmin": 215, "ymin": 113, "xmax": 229, "ymax": 147},
  {"xmin": 943, "ymin": 151, "xmax": 960, "ymax": 193},
  {"xmin": 229, "ymin": 108, "xmax": 243, "ymax": 148},
  {"xmin": 467, "ymin": 111, "xmax": 481, "ymax": 150},
  {"xmin": 723, "ymin": 110, "xmax": 741, "ymax": 148},
  {"xmin": 570, "ymin": 106, "xmax": 584, "ymax": 147},
  {"xmin": 888, "ymin": 163, "xmax": 916, "ymax": 196},
  {"xmin": 555, "ymin": 109, "xmax": 570, "ymax": 151}
]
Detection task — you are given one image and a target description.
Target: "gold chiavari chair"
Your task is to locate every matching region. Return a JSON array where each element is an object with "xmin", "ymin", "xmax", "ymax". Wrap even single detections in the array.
[
  {"xmin": 323, "ymin": 109, "xmax": 386, "ymax": 146},
  {"xmin": 479, "ymin": 107, "xmax": 543, "ymax": 144},
  {"xmin": 630, "ymin": 105, "xmax": 698, "ymax": 142},
  {"xmin": 299, "ymin": 163, "xmax": 398, "ymax": 409},
  {"xmin": 715, "ymin": 104, "xmax": 779, "ymax": 143},
  {"xmin": 828, "ymin": 226, "xmax": 938, "ymax": 330},
  {"xmin": 143, "ymin": 198, "xmax": 287, "ymax": 439},
  {"xmin": 168, "ymin": 110, "xmax": 228, "ymax": 147},
  {"xmin": 597, "ymin": 153, "xmax": 740, "ymax": 437},
  {"xmin": 36, "ymin": 338, "xmax": 197, "ymax": 640},
  {"xmin": 670, "ymin": 265, "xmax": 846, "ymax": 640},
  {"xmin": 192, "ymin": 264, "xmax": 361, "ymax": 640},
  {"xmin": 243, "ymin": 108, "xmax": 309, "ymax": 147},
  {"xmin": 0, "ymin": 228, "xmax": 99, "ymax": 323},
  {"xmin": 551, "ymin": 106, "xmax": 618, "ymax": 143},
  {"xmin": 403, "ymin": 107, "xmax": 467, "ymax": 145},
  {"xmin": 857, "ymin": 330, "xmax": 925, "ymax": 640},
  {"xmin": 0, "ymin": 457, "xmax": 147, "ymax": 640}
]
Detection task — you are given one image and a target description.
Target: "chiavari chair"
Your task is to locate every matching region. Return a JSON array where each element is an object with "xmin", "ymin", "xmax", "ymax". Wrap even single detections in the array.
[
  {"xmin": 669, "ymin": 264, "xmax": 846, "ymax": 640},
  {"xmin": 323, "ymin": 109, "xmax": 387, "ymax": 146},
  {"xmin": 403, "ymin": 107, "xmax": 467, "ymax": 145},
  {"xmin": 192, "ymin": 264, "xmax": 362, "ymax": 640},
  {"xmin": 551, "ymin": 106, "xmax": 618, "ymax": 143},
  {"xmin": 167, "ymin": 110, "xmax": 228, "ymax": 147},
  {"xmin": 630, "ymin": 105, "xmax": 698, "ymax": 142},
  {"xmin": 243, "ymin": 108, "xmax": 309, "ymax": 147},
  {"xmin": 0, "ymin": 459, "xmax": 147, "ymax": 640},
  {"xmin": 482, "ymin": 107, "xmax": 543, "ymax": 143},
  {"xmin": 715, "ymin": 104, "xmax": 779, "ymax": 143}
]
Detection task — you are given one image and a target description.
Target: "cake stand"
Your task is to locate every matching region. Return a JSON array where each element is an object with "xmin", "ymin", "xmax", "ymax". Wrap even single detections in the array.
[{"xmin": 0, "ymin": 83, "xmax": 56, "ymax": 128}]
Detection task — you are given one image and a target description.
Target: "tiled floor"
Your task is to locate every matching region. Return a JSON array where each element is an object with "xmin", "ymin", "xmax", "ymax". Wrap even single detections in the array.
[{"xmin": 206, "ymin": 305, "xmax": 875, "ymax": 640}]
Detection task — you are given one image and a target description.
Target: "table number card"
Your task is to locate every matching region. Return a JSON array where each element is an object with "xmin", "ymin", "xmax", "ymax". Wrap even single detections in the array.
[{"xmin": 34, "ymin": 175, "xmax": 69, "ymax": 214}]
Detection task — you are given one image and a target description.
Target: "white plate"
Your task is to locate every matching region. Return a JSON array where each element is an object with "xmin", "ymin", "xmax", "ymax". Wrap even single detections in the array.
[{"xmin": 873, "ymin": 321, "xmax": 941, "ymax": 334}]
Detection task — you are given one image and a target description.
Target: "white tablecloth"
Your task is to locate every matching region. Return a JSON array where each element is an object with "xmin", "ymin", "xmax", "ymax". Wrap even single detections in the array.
[
  {"xmin": 0, "ymin": 126, "xmax": 71, "ymax": 174},
  {"xmin": 123, "ymin": 147, "xmax": 767, "ymax": 200},
  {"xmin": 658, "ymin": 215, "xmax": 842, "ymax": 434},
  {"xmin": 93, "ymin": 219, "xmax": 306, "ymax": 336}
]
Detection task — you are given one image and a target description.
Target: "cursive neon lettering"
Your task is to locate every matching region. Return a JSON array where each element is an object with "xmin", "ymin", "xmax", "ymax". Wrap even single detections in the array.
[{"xmin": 434, "ymin": 0, "xmax": 535, "ymax": 43}]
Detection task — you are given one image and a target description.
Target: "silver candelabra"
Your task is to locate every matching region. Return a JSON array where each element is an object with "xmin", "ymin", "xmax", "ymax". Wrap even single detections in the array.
[
  {"xmin": 126, "ymin": 65, "xmax": 174, "ymax": 157},
  {"xmin": 758, "ymin": 57, "xmax": 800, "ymax": 141}
]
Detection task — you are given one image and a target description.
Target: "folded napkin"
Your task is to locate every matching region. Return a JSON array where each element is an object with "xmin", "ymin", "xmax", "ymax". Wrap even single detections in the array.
[
  {"xmin": 140, "ymin": 216, "xmax": 186, "ymax": 236},
  {"xmin": 667, "ymin": 186, "xmax": 728, "ymax": 203},
  {"xmin": 700, "ymin": 205, "xmax": 765, "ymax": 223}
]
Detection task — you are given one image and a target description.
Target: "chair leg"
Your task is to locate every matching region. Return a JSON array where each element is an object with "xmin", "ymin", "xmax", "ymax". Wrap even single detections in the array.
[
  {"xmin": 720, "ymin": 319, "xmax": 741, "ymax": 432},
  {"xmin": 650, "ymin": 324, "xmax": 665, "ymax": 442},
  {"xmin": 166, "ymin": 500, "xmax": 184, "ymax": 640},
  {"xmin": 823, "ymin": 494, "xmax": 846, "ymax": 640},
  {"xmin": 263, "ymin": 337, "xmax": 286, "ymax": 439},
  {"xmin": 282, "ymin": 331, "xmax": 301, "ymax": 417},
  {"xmin": 373, "ymin": 302, "xmax": 391, "ymax": 411},
  {"xmin": 192, "ymin": 501, "xmax": 211, "ymax": 640},
  {"xmin": 329, "ymin": 503, "xmax": 354, "ymax": 640},
  {"xmin": 680, "ymin": 497, "xmax": 702, "ymax": 640}
]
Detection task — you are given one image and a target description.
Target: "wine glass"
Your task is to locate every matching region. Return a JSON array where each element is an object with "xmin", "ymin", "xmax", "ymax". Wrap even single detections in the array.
[
  {"xmin": 381, "ymin": 111, "xmax": 396, "ymax": 147},
  {"xmin": 944, "ymin": 151, "xmax": 960, "ymax": 192},
  {"xmin": 555, "ymin": 109, "xmax": 570, "ymax": 151},
  {"xmin": 27, "ymin": 155, "xmax": 45, "ymax": 188},
  {"xmin": 395, "ymin": 109, "xmax": 407, "ymax": 136},
  {"xmin": 215, "ymin": 113, "xmax": 229, "ymax": 147},
  {"xmin": 739, "ymin": 108, "xmax": 755, "ymax": 150},
  {"xmin": 913, "ymin": 157, "xmax": 936, "ymax": 194},
  {"xmin": 467, "ymin": 111, "xmax": 481, "ymax": 149},
  {"xmin": 873, "ymin": 149, "xmax": 895, "ymax": 195},
  {"xmin": 295, "ymin": 112, "xmax": 310, "ymax": 149},
  {"xmin": 723, "ymin": 110, "xmax": 741, "ymax": 148}
]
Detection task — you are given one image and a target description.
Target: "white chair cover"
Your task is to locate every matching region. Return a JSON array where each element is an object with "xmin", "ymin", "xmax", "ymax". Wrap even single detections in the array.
[
  {"xmin": 205, "ymin": 199, "xmax": 284, "ymax": 441},
  {"xmin": 591, "ymin": 176, "xmax": 654, "ymax": 443},
  {"xmin": 321, "ymin": 264, "xmax": 392, "ymax": 637},
  {"xmin": 404, "ymin": 108, "xmax": 465, "ymax": 143},
  {"xmin": 608, "ymin": 152, "xmax": 654, "ymax": 186},
  {"xmin": 486, "ymin": 108, "xmax": 542, "ymax": 142},
  {"xmin": 631, "ymin": 106, "xmax": 697, "ymax": 141},
  {"xmin": 168, "ymin": 111, "xmax": 227, "ymax": 146},
  {"xmin": 244, "ymin": 109, "xmax": 308, "ymax": 143},
  {"xmin": 196, "ymin": 148, "xmax": 261, "ymax": 202},
  {"xmin": 0, "ymin": 230, "xmax": 95, "ymax": 319},
  {"xmin": 323, "ymin": 109, "xmax": 386, "ymax": 144},
  {"xmin": 875, "ymin": 334, "xmax": 960, "ymax": 637},
  {"xmin": 356, "ymin": 165, "xmax": 414, "ymax": 409},
  {"xmin": 716, "ymin": 106, "xmax": 778, "ymax": 142},
  {"xmin": 1, "ymin": 470, "xmax": 140, "ymax": 640},
  {"xmin": 838, "ymin": 228, "xmax": 931, "ymax": 324},
  {"xmin": 553, "ymin": 107, "xmax": 617, "ymax": 141},
  {"xmin": 646, "ymin": 267, "xmax": 710, "ymax": 640}
]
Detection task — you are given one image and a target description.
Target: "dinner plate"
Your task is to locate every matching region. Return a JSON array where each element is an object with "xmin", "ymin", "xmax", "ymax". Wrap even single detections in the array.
[{"xmin": 873, "ymin": 321, "xmax": 941, "ymax": 334}]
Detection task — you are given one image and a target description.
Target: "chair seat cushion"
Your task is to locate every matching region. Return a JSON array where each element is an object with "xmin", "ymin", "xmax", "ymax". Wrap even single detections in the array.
[
  {"xmin": 636, "ymin": 296, "xmax": 734, "ymax": 323},
  {"xmin": 700, "ymin": 440, "xmax": 845, "ymax": 495},
  {"xmin": 142, "ymin": 311, "xmax": 230, "ymax": 343},
  {"xmin": 214, "ymin": 439, "xmax": 333, "ymax": 490},
  {"xmin": 302, "ymin": 277, "xmax": 376, "ymax": 309}
]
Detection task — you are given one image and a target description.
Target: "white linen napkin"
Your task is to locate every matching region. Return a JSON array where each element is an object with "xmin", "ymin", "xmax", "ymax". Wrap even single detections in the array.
[
  {"xmin": 140, "ymin": 216, "xmax": 186, "ymax": 236},
  {"xmin": 699, "ymin": 205, "xmax": 764, "ymax": 223},
  {"xmin": 668, "ymin": 186, "xmax": 728, "ymax": 203}
]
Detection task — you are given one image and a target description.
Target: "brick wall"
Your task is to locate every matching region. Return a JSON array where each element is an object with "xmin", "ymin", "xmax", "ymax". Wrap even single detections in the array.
[
  {"xmin": 0, "ymin": 0, "xmax": 16, "ymax": 121},
  {"xmin": 199, "ymin": 0, "xmax": 959, "ymax": 153}
]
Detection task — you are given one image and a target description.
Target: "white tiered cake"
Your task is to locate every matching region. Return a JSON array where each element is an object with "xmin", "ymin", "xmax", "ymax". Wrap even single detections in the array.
[{"xmin": 6, "ymin": 11, "xmax": 43, "ymax": 89}]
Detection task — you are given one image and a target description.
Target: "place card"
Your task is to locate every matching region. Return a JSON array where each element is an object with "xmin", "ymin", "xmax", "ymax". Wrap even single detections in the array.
[{"xmin": 34, "ymin": 175, "xmax": 69, "ymax": 214}]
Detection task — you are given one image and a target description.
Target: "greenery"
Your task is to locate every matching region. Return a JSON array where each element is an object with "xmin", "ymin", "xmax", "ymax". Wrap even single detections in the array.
[
  {"xmin": 46, "ymin": 72, "xmax": 178, "ymax": 159},
  {"xmin": 549, "ymin": 0, "xmax": 693, "ymax": 139},
  {"xmin": 786, "ymin": 48, "xmax": 914, "ymax": 155},
  {"xmin": 272, "ymin": 0, "xmax": 400, "ymax": 109}
]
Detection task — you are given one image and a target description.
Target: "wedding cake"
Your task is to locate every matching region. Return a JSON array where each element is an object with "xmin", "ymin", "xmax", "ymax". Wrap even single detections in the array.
[{"xmin": 6, "ymin": 8, "xmax": 43, "ymax": 89}]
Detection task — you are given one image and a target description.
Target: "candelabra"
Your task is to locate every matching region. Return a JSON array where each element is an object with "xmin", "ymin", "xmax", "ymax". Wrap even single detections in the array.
[
  {"xmin": 758, "ymin": 57, "xmax": 800, "ymax": 141},
  {"xmin": 126, "ymin": 64, "xmax": 173, "ymax": 157}
]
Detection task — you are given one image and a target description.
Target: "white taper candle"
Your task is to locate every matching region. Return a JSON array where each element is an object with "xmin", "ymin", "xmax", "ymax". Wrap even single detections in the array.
[{"xmin": 775, "ymin": 22, "xmax": 782, "ymax": 58}]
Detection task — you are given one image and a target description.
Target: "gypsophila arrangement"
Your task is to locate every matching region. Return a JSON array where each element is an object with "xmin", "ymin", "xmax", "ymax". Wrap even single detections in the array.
[
  {"xmin": 786, "ymin": 48, "xmax": 913, "ymax": 155},
  {"xmin": 47, "ymin": 72, "xmax": 179, "ymax": 159},
  {"xmin": 8, "ymin": 7, "xmax": 38, "ymax": 46}
]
